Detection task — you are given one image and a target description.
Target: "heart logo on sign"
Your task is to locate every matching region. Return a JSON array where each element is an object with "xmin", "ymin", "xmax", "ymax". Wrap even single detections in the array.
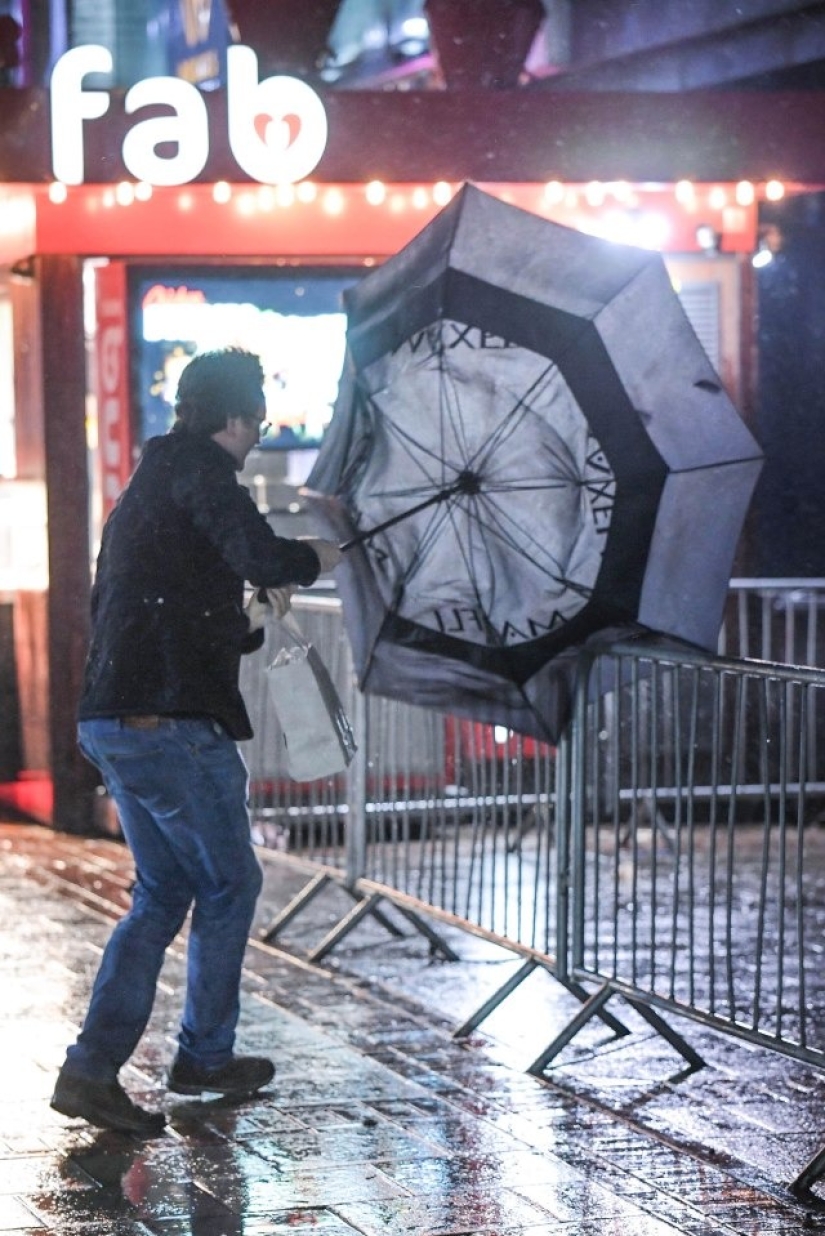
[{"xmin": 254, "ymin": 112, "xmax": 302, "ymax": 150}]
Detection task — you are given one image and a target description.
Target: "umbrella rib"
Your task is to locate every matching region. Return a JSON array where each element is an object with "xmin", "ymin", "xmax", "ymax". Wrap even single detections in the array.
[
  {"xmin": 471, "ymin": 492, "xmax": 596, "ymax": 600},
  {"xmin": 368, "ymin": 483, "xmax": 453, "ymax": 500},
  {"xmin": 368, "ymin": 357, "xmax": 587, "ymax": 504},
  {"xmin": 393, "ymin": 502, "xmax": 460, "ymax": 592},
  {"xmin": 481, "ymin": 431, "xmax": 585, "ymax": 492},
  {"xmin": 438, "ymin": 353, "xmax": 476, "ymax": 471},
  {"xmin": 482, "ymin": 479, "xmax": 575, "ymax": 494},
  {"xmin": 378, "ymin": 493, "xmax": 516, "ymax": 624},
  {"xmin": 401, "ymin": 489, "xmax": 590, "ymax": 650},
  {"xmin": 442, "ymin": 496, "xmax": 507, "ymax": 647},
  {"xmin": 433, "ymin": 342, "xmax": 560, "ymax": 476},
  {"xmin": 365, "ymin": 485, "xmax": 595, "ymax": 614},
  {"xmin": 469, "ymin": 364, "xmax": 561, "ymax": 474},
  {"xmin": 381, "ymin": 412, "xmax": 463, "ymax": 488},
  {"xmin": 665, "ymin": 455, "xmax": 765, "ymax": 474},
  {"xmin": 404, "ymin": 335, "xmax": 473, "ymax": 479},
  {"xmin": 438, "ymin": 494, "xmax": 578, "ymax": 649}
]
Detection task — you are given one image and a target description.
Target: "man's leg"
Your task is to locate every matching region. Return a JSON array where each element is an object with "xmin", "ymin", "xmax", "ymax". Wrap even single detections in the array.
[
  {"xmin": 65, "ymin": 838, "xmax": 192, "ymax": 1078},
  {"xmin": 166, "ymin": 720, "xmax": 264, "ymax": 1069},
  {"xmin": 65, "ymin": 721, "xmax": 196, "ymax": 1076},
  {"xmin": 53, "ymin": 718, "xmax": 197, "ymax": 1134},
  {"xmin": 155, "ymin": 721, "xmax": 274, "ymax": 1098},
  {"xmin": 75, "ymin": 716, "xmax": 270, "ymax": 1097}
]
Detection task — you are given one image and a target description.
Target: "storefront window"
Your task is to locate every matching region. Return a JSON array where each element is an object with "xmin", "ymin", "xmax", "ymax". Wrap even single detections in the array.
[{"xmin": 130, "ymin": 266, "xmax": 360, "ymax": 451}]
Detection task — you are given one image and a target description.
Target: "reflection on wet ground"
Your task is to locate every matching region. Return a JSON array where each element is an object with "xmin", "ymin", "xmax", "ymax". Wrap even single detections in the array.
[{"xmin": 3, "ymin": 821, "xmax": 825, "ymax": 1234}]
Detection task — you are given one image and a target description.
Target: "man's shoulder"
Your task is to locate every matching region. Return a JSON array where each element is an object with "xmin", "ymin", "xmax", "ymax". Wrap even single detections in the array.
[{"xmin": 141, "ymin": 430, "xmax": 234, "ymax": 480}]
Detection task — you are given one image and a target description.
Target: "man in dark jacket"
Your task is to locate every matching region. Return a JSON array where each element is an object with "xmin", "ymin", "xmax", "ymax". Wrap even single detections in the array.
[{"xmin": 51, "ymin": 348, "xmax": 341, "ymax": 1137}]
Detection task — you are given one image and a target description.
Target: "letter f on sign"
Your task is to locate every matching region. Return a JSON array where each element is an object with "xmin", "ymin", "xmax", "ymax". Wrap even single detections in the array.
[{"xmin": 51, "ymin": 45, "xmax": 112, "ymax": 185}]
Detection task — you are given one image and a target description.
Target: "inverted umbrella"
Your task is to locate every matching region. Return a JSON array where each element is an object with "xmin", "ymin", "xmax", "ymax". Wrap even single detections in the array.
[{"xmin": 305, "ymin": 184, "xmax": 763, "ymax": 740}]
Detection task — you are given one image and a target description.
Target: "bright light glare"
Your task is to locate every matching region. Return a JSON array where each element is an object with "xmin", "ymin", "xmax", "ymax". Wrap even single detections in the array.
[
  {"xmin": 323, "ymin": 188, "xmax": 345, "ymax": 215},
  {"xmin": 48, "ymin": 181, "xmax": 68, "ymax": 204},
  {"xmin": 695, "ymin": 223, "xmax": 720, "ymax": 252},
  {"xmin": 401, "ymin": 17, "xmax": 428, "ymax": 38},
  {"xmin": 765, "ymin": 179, "xmax": 785, "ymax": 201},
  {"xmin": 296, "ymin": 181, "xmax": 317, "ymax": 203},
  {"xmin": 753, "ymin": 248, "xmax": 773, "ymax": 268},
  {"xmin": 591, "ymin": 209, "xmax": 670, "ymax": 251},
  {"xmin": 609, "ymin": 181, "xmax": 633, "ymax": 203},
  {"xmin": 493, "ymin": 726, "xmax": 510, "ymax": 745},
  {"xmin": 213, "ymin": 181, "xmax": 232, "ymax": 204}
]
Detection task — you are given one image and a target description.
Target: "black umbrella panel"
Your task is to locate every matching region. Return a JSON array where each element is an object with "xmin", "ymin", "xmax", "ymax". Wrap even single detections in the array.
[{"xmin": 305, "ymin": 185, "xmax": 763, "ymax": 741}]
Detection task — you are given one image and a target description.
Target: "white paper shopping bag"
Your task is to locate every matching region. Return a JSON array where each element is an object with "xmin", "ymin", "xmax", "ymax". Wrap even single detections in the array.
[{"xmin": 265, "ymin": 613, "xmax": 357, "ymax": 782}]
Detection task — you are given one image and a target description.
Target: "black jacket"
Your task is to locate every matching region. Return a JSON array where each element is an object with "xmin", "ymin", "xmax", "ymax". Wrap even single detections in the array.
[{"xmin": 78, "ymin": 427, "xmax": 321, "ymax": 739}]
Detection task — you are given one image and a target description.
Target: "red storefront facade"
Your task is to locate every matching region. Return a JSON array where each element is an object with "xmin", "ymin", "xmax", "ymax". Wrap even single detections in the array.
[{"xmin": 2, "ymin": 61, "xmax": 825, "ymax": 830}]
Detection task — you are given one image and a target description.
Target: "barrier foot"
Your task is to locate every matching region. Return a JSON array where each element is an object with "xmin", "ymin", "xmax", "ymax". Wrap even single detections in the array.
[
  {"xmin": 308, "ymin": 892, "xmax": 386, "ymax": 962},
  {"xmin": 528, "ymin": 982, "xmax": 614, "ymax": 1074},
  {"xmin": 392, "ymin": 904, "xmax": 461, "ymax": 961},
  {"xmin": 308, "ymin": 891, "xmax": 460, "ymax": 964},
  {"xmin": 453, "ymin": 960, "xmax": 540, "ymax": 1038},
  {"xmin": 623, "ymin": 997, "xmax": 705, "ymax": 1071},
  {"xmin": 566, "ymin": 978, "xmax": 631, "ymax": 1039},
  {"xmin": 344, "ymin": 886, "xmax": 406, "ymax": 939},
  {"xmin": 791, "ymin": 1143, "xmax": 825, "ymax": 1195},
  {"xmin": 454, "ymin": 964, "xmax": 631, "ymax": 1042},
  {"xmin": 259, "ymin": 871, "xmax": 333, "ymax": 944},
  {"xmin": 527, "ymin": 983, "xmax": 705, "ymax": 1078}
]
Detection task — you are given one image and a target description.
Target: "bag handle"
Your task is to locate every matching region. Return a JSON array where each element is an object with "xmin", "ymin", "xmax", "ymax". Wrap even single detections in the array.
[
  {"xmin": 277, "ymin": 609, "xmax": 309, "ymax": 647},
  {"xmin": 256, "ymin": 588, "xmax": 316, "ymax": 651}
]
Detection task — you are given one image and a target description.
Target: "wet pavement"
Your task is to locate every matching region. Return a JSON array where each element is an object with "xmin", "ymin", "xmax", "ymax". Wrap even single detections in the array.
[{"xmin": 3, "ymin": 820, "xmax": 825, "ymax": 1235}]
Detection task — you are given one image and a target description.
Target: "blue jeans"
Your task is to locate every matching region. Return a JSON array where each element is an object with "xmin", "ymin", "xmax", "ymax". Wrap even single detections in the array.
[{"xmin": 65, "ymin": 717, "xmax": 263, "ymax": 1081}]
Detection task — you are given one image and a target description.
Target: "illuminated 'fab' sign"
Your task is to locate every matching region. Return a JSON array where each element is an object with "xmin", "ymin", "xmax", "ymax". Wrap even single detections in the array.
[{"xmin": 50, "ymin": 44, "xmax": 329, "ymax": 187}]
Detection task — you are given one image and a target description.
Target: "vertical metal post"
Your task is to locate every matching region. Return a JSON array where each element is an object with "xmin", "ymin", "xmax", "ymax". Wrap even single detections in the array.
[
  {"xmin": 345, "ymin": 668, "xmax": 369, "ymax": 890},
  {"xmin": 554, "ymin": 724, "xmax": 570, "ymax": 983},
  {"xmin": 37, "ymin": 255, "xmax": 97, "ymax": 833},
  {"xmin": 563, "ymin": 650, "xmax": 594, "ymax": 982}
]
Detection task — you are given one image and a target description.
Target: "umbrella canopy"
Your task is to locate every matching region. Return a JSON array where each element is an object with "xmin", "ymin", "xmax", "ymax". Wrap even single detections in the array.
[{"xmin": 305, "ymin": 184, "xmax": 763, "ymax": 740}]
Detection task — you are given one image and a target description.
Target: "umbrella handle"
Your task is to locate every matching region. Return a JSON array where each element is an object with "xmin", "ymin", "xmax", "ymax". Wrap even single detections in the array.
[
  {"xmin": 339, "ymin": 484, "xmax": 461, "ymax": 552},
  {"xmin": 340, "ymin": 529, "xmax": 375, "ymax": 552}
]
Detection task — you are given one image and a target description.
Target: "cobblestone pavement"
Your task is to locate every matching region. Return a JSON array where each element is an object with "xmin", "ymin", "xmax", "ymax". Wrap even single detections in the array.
[{"xmin": 3, "ymin": 821, "xmax": 825, "ymax": 1235}]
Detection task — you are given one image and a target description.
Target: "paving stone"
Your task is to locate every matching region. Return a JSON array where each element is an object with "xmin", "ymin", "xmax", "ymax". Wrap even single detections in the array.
[{"xmin": 4, "ymin": 822, "xmax": 825, "ymax": 1236}]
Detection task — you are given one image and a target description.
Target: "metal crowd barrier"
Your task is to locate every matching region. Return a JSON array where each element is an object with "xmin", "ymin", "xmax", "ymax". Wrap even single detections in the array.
[
  {"xmin": 241, "ymin": 583, "xmax": 825, "ymax": 1193},
  {"xmin": 541, "ymin": 638, "xmax": 825, "ymax": 1194},
  {"xmin": 721, "ymin": 577, "xmax": 825, "ymax": 668}
]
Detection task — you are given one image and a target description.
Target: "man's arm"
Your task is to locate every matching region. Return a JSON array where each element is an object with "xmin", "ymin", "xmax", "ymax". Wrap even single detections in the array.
[{"xmin": 174, "ymin": 452, "xmax": 330, "ymax": 589}]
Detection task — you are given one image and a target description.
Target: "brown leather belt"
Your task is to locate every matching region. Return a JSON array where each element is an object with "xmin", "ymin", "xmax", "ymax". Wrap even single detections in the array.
[{"xmin": 122, "ymin": 715, "xmax": 163, "ymax": 730}]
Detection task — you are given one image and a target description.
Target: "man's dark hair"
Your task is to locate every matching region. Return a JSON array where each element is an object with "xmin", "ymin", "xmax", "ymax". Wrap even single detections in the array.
[{"xmin": 174, "ymin": 348, "xmax": 265, "ymax": 436}]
